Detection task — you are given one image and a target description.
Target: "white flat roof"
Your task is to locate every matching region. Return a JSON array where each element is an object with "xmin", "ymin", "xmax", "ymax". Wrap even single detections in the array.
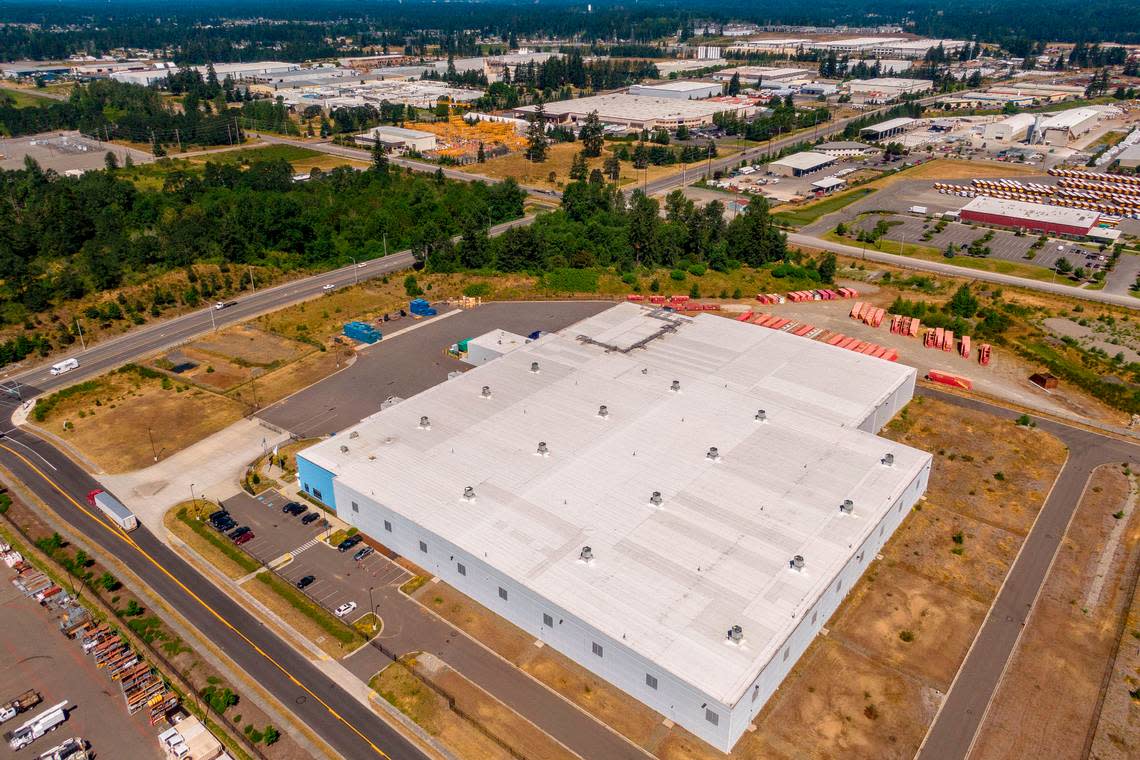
[
  {"xmin": 305, "ymin": 304, "xmax": 928, "ymax": 705},
  {"xmin": 770, "ymin": 151, "xmax": 835, "ymax": 171},
  {"xmin": 861, "ymin": 117, "xmax": 918, "ymax": 133},
  {"xmin": 515, "ymin": 93, "xmax": 736, "ymax": 122},
  {"xmin": 632, "ymin": 80, "xmax": 718, "ymax": 92},
  {"xmin": 1043, "ymin": 108, "xmax": 1101, "ymax": 130},
  {"xmin": 962, "ymin": 195, "xmax": 1101, "ymax": 228}
]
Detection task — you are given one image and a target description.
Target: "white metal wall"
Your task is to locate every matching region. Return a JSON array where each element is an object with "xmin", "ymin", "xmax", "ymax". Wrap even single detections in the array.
[{"xmin": 332, "ymin": 451, "xmax": 931, "ymax": 752}]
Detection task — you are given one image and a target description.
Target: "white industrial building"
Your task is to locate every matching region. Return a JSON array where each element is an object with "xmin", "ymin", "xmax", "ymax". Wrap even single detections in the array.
[
  {"xmin": 1039, "ymin": 108, "xmax": 1102, "ymax": 145},
  {"xmin": 513, "ymin": 93, "xmax": 752, "ymax": 130},
  {"xmin": 983, "ymin": 113, "xmax": 1036, "ymax": 142},
  {"xmin": 461, "ymin": 330, "xmax": 532, "ymax": 366},
  {"xmin": 110, "ymin": 61, "xmax": 298, "ymax": 86},
  {"xmin": 767, "ymin": 151, "xmax": 836, "ymax": 177},
  {"xmin": 846, "ymin": 77, "xmax": 934, "ymax": 103},
  {"xmin": 859, "ymin": 116, "xmax": 920, "ymax": 141},
  {"xmin": 709, "ymin": 66, "xmax": 815, "ymax": 84},
  {"xmin": 814, "ymin": 141, "xmax": 876, "ymax": 158},
  {"xmin": 353, "ymin": 126, "xmax": 437, "ymax": 153},
  {"xmin": 628, "ymin": 80, "xmax": 722, "ymax": 100},
  {"xmin": 297, "ymin": 304, "xmax": 931, "ymax": 752}
]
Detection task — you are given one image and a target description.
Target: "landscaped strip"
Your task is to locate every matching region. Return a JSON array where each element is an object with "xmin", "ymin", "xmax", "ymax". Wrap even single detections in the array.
[
  {"xmin": 173, "ymin": 506, "xmax": 261, "ymax": 575},
  {"xmin": 252, "ymin": 570, "xmax": 364, "ymax": 651}
]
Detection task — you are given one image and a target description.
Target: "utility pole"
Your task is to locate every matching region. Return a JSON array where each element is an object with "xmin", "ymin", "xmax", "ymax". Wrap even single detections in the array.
[
  {"xmin": 175, "ymin": 128, "xmax": 181, "ymax": 152},
  {"xmin": 190, "ymin": 483, "xmax": 198, "ymax": 519},
  {"xmin": 148, "ymin": 427, "xmax": 158, "ymax": 462},
  {"xmin": 75, "ymin": 319, "xmax": 86, "ymax": 351},
  {"xmin": 209, "ymin": 304, "xmax": 217, "ymax": 332},
  {"xmin": 351, "ymin": 257, "xmax": 358, "ymax": 285},
  {"xmin": 248, "ymin": 266, "xmax": 256, "ymax": 291}
]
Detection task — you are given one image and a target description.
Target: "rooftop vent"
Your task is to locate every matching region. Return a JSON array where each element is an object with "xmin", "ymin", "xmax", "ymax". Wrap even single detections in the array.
[
  {"xmin": 537, "ymin": 441, "xmax": 549, "ymax": 456},
  {"xmin": 530, "ymin": 361, "xmax": 540, "ymax": 374},
  {"xmin": 579, "ymin": 546, "xmax": 594, "ymax": 563},
  {"xmin": 790, "ymin": 554, "xmax": 805, "ymax": 571},
  {"xmin": 481, "ymin": 385, "xmax": 492, "ymax": 398},
  {"xmin": 349, "ymin": 431, "xmax": 359, "ymax": 439},
  {"xmin": 418, "ymin": 415, "xmax": 431, "ymax": 430},
  {"xmin": 882, "ymin": 452, "xmax": 895, "ymax": 467},
  {"xmin": 649, "ymin": 490, "xmax": 663, "ymax": 507},
  {"xmin": 840, "ymin": 499, "xmax": 854, "ymax": 514},
  {"xmin": 670, "ymin": 379, "xmax": 681, "ymax": 392},
  {"xmin": 706, "ymin": 446, "xmax": 720, "ymax": 461},
  {"xmin": 727, "ymin": 624, "xmax": 743, "ymax": 643},
  {"xmin": 339, "ymin": 445, "xmax": 349, "ymax": 454},
  {"xmin": 755, "ymin": 409, "xmax": 767, "ymax": 423},
  {"xmin": 462, "ymin": 486, "xmax": 476, "ymax": 501},
  {"xmin": 597, "ymin": 404, "xmax": 609, "ymax": 419}
]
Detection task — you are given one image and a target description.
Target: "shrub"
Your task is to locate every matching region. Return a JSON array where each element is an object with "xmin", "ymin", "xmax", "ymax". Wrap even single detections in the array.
[
  {"xmin": 687, "ymin": 263, "xmax": 707, "ymax": 276},
  {"xmin": 669, "ymin": 269, "xmax": 687, "ymax": 281},
  {"xmin": 462, "ymin": 282, "xmax": 491, "ymax": 297},
  {"xmin": 544, "ymin": 268, "xmax": 598, "ymax": 293},
  {"xmin": 898, "ymin": 630, "xmax": 915, "ymax": 643}
]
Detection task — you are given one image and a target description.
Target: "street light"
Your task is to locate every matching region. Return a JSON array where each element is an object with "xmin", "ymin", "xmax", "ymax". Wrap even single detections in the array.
[
  {"xmin": 190, "ymin": 482, "xmax": 199, "ymax": 519},
  {"xmin": 147, "ymin": 427, "xmax": 158, "ymax": 462}
]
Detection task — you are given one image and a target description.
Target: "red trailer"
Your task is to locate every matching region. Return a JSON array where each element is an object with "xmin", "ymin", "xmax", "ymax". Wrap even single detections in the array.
[
  {"xmin": 626, "ymin": 294, "xmax": 645, "ymax": 302},
  {"xmin": 882, "ymin": 349, "xmax": 899, "ymax": 362},
  {"xmin": 736, "ymin": 311, "xmax": 753, "ymax": 321},
  {"xmin": 649, "ymin": 295, "xmax": 666, "ymax": 304},
  {"xmin": 960, "ymin": 335, "xmax": 971, "ymax": 358},
  {"xmin": 909, "ymin": 319, "xmax": 921, "ymax": 337},
  {"xmin": 927, "ymin": 370, "xmax": 973, "ymax": 390},
  {"xmin": 979, "ymin": 343, "xmax": 992, "ymax": 366},
  {"xmin": 943, "ymin": 329, "xmax": 954, "ymax": 352}
]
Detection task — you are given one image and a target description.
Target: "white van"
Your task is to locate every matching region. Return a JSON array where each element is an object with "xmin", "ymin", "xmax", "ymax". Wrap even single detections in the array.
[{"xmin": 49, "ymin": 358, "xmax": 79, "ymax": 376}]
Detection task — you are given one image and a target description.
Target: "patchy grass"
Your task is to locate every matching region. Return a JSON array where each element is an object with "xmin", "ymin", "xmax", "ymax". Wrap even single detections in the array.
[
  {"xmin": 0, "ymin": 85, "xmax": 60, "ymax": 108},
  {"xmin": 886, "ymin": 158, "xmax": 1043, "ymax": 181},
  {"xmin": 30, "ymin": 364, "xmax": 245, "ymax": 472},
  {"xmin": 184, "ymin": 143, "xmax": 368, "ymax": 172},
  {"xmin": 242, "ymin": 570, "xmax": 366, "ymax": 658},
  {"xmin": 772, "ymin": 188, "xmax": 877, "ymax": 227},
  {"xmin": 165, "ymin": 503, "xmax": 261, "ymax": 579}
]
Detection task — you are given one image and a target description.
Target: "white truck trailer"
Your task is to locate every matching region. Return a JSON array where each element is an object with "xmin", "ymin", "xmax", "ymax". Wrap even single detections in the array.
[
  {"xmin": 85, "ymin": 490, "xmax": 137, "ymax": 532},
  {"xmin": 37, "ymin": 736, "xmax": 88, "ymax": 760},
  {"xmin": 4, "ymin": 701, "xmax": 68, "ymax": 750}
]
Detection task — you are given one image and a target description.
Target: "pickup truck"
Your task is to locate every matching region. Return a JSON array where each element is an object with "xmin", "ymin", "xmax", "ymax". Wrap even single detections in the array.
[
  {"xmin": 0, "ymin": 690, "xmax": 40, "ymax": 723},
  {"xmin": 214, "ymin": 300, "xmax": 238, "ymax": 310}
]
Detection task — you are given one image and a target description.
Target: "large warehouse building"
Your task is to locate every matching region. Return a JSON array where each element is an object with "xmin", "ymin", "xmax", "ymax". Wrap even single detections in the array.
[
  {"xmin": 512, "ymin": 93, "xmax": 752, "ymax": 130},
  {"xmin": 982, "ymin": 113, "xmax": 1036, "ymax": 143},
  {"xmin": 959, "ymin": 196, "xmax": 1102, "ymax": 236},
  {"xmin": 297, "ymin": 304, "xmax": 931, "ymax": 752},
  {"xmin": 767, "ymin": 151, "xmax": 837, "ymax": 177},
  {"xmin": 628, "ymin": 80, "xmax": 722, "ymax": 100}
]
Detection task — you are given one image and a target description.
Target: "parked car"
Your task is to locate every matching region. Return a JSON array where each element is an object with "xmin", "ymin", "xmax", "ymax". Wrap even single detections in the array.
[
  {"xmin": 234, "ymin": 532, "xmax": 255, "ymax": 545},
  {"xmin": 208, "ymin": 509, "xmax": 228, "ymax": 523},
  {"xmin": 335, "ymin": 601, "xmax": 357, "ymax": 617},
  {"xmin": 352, "ymin": 546, "xmax": 374, "ymax": 562},
  {"xmin": 282, "ymin": 502, "xmax": 306, "ymax": 516},
  {"xmin": 337, "ymin": 535, "xmax": 363, "ymax": 552},
  {"xmin": 228, "ymin": 526, "xmax": 251, "ymax": 541},
  {"xmin": 214, "ymin": 301, "xmax": 237, "ymax": 310},
  {"xmin": 212, "ymin": 516, "xmax": 236, "ymax": 532},
  {"xmin": 322, "ymin": 283, "xmax": 336, "ymax": 291},
  {"xmin": 301, "ymin": 512, "xmax": 320, "ymax": 526},
  {"xmin": 296, "ymin": 575, "xmax": 315, "ymax": 590}
]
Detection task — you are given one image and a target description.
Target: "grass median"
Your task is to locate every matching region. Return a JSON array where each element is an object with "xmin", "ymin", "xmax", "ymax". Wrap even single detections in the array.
[
  {"xmin": 166, "ymin": 503, "xmax": 261, "ymax": 579},
  {"xmin": 242, "ymin": 570, "xmax": 366, "ymax": 658},
  {"xmin": 772, "ymin": 187, "xmax": 876, "ymax": 227}
]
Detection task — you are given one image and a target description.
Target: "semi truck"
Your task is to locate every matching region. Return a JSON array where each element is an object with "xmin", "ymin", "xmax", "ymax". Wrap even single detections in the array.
[
  {"xmin": 0, "ymin": 690, "xmax": 41, "ymax": 723},
  {"xmin": 4, "ymin": 701, "xmax": 68, "ymax": 750},
  {"xmin": 49, "ymin": 358, "xmax": 78, "ymax": 376},
  {"xmin": 85, "ymin": 490, "xmax": 138, "ymax": 532}
]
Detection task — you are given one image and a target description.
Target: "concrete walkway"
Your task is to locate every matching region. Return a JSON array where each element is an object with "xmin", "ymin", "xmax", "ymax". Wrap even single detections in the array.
[{"xmin": 99, "ymin": 416, "xmax": 290, "ymax": 529}]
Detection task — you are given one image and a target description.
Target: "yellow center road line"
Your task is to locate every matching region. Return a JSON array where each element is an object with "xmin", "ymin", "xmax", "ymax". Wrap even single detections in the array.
[{"xmin": 0, "ymin": 443, "xmax": 394, "ymax": 760}]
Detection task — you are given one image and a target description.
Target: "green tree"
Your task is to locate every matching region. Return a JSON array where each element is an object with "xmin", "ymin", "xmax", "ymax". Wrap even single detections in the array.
[
  {"xmin": 726, "ymin": 72, "xmax": 741, "ymax": 96},
  {"xmin": 579, "ymin": 110, "xmax": 605, "ymax": 157},
  {"xmin": 569, "ymin": 151, "xmax": 589, "ymax": 182},
  {"xmin": 818, "ymin": 253, "xmax": 837, "ymax": 284},
  {"xmin": 104, "ymin": 151, "xmax": 118, "ymax": 171},
  {"xmin": 525, "ymin": 104, "xmax": 549, "ymax": 162},
  {"xmin": 1055, "ymin": 256, "xmax": 1073, "ymax": 274},
  {"xmin": 371, "ymin": 140, "xmax": 389, "ymax": 174},
  {"xmin": 947, "ymin": 284, "xmax": 979, "ymax": 318},
  {"xmin": 603, "ymin": 154, "xmax": 621, "ymax": 181}
]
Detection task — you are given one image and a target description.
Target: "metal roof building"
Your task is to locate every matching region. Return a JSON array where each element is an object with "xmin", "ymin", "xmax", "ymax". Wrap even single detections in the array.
[
  {"xmin": 767, "ymin": 151, "xmax": 836, "ymax": 177},
  {"xmin": 628, "ymin": 80, "xmax": 722, "ymax": 100},
  {"xmin": 297, "ymin": 304, "xmax": 931, "ymax": 752},
  {"xmin": 513, "ymin": 93, "xmax": 752, "ymax": 130},
  {"xmin": 859, "ymin": 117, "xmax": 919, "ymax": 141},
  {"xmin": 960, "ymin": 196, "xmax": 1101, "ymax": 236}
]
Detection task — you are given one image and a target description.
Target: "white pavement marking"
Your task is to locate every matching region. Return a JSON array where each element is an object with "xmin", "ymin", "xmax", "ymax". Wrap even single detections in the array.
[
  {"xmin": 291, "ymin": 536, "xmax": 323, "ymax": 557},
  {"xmin": 1084, "ymin": 471, "xmax": 1136, "ymax": 610}
]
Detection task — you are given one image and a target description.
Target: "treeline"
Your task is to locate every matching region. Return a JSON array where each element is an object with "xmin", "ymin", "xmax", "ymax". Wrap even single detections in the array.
[
  {"xmin": 0, "ymin": 157, "xmax": 526, "ymax": 342},
  {"xmin": 423, "ymin": 176, "xmax": 792, "ymax": 275}
]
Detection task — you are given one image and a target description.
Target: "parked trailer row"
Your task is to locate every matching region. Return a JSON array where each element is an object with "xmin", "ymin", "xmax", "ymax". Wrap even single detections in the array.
[
  {"xmin": 73, "ymin": 621, "xmax": 178, "ymax": 725},
  {"xmin": 849, "ymin": 302, "xmax": 886, "ymax": 327},
  {"xmin": 743, "ymin": 313, "xmax": 897, "ymax": 362},
  {"xmin": 889, "ymin": 314, "xmax": 923, "ymax": 337}
]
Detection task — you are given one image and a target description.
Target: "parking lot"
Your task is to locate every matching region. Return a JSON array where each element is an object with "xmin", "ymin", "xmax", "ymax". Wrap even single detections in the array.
[
  {"xmin": 849, "ymin": 212, "xmax": 1108, "ymax": 274},
  {"xmin": 217, "ymin": 490, "xmax": 408, "ymax": 626},
  {"xmin": 0, "ymin": 582, "xmax": 163, "ymax": 760}
]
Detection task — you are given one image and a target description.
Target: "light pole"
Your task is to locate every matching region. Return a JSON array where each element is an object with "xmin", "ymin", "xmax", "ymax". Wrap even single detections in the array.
[
  {"xmin": 351, "ymin": 257, "xmax": 358, "ymax": 285},
  {"xmin": 75, "ymin": 319, "xmax": 86, "ymax": 351},
  {"xmin": 247, "ymin": 266, "xmax": 256, "ymax": 291},
  {"xmin": 190, "ymin": 483, "xmax": 199, "ymax": 519},
  {"xmin": 209, "ymin": 304, "xmax": 216, "ymax": 332},
  {"xmin": 147, "ymin": 427, "xmax": 158, "ymax": 462}
]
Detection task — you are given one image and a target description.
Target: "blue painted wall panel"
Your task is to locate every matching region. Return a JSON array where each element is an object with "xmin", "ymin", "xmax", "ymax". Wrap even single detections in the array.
[{"xmin": 296, "ymin": 455, "xmax": 337, "ymax": 511}]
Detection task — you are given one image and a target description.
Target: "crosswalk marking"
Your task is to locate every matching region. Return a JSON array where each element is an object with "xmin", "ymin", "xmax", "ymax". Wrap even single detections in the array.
[{"xmin": 291, "ymin": 537, "xmax": 322, "ymax": 556}]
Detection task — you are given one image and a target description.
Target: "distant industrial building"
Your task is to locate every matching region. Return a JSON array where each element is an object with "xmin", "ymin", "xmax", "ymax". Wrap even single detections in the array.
[
  {"xmin": 353, "ymin": 126, "xmax": 437, "ymax": 153},
  {"xmin": 725, "ymin": 39, "xmax": 811, "ymax": 56},
  {"xmin": 859, "ymin": 117, "xmax": 919, "ymax": 141},
  {"xmin": 111, "ymin": 61, "xmax": 299, "ymax": 86},
  {"xmin": 628, "ymin": 80, "xmax": 722, "ymax": 100},
  {"xmin": 1117, "ymin": 143, "xmax": 1140, "ymax": 170},
  {"xmin": 1039, "ymin": 108, "xmax": 1102, "ymax": 145},
  {"xmin": 982, "ymin": 113, "xmax": 1036, "ymax": 143},
  {"xmin": 297, "ymin": 304, "xmax": 931, "ymax": 752},
  {"xmin": 709, "ymin": 66, "xmax": 814, "ymax": 84},
  {"xmin": 814, "ymin": 141, "xmax": 876, "ymax": 158},
  {"xmin": 513, "ymin": 93, "xmax": 752, "ymax": 131},
  {"xmin": 799, "ymin": 82, "xmax": 840, "ymax": 97},
  {"xmin": 846, "ymin": 77, "xmax": 933, "ymax": 103},
  {"xmin": 811, "ymin": 176, "xmax": 847, "ymax": 194},
  {"xmin": 959, "ymin": 196, "xmax": 1101, "ymax": 236},
  {"xmin": 767, "ymin": 151, "xmax": 836, "ymax": 177}
]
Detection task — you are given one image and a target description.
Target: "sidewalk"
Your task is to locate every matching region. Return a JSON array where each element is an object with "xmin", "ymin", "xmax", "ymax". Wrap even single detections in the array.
[{"xmin": 99, "ymin": 416, "xmax": 289, "ymax": 529}]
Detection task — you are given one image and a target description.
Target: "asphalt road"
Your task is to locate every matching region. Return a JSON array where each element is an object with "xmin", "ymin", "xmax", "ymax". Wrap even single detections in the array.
[
  {"xmin": 912, "ymin": 386, "xmax": 1140, "ymax": 760},
  {"xmin": 0, "ymin": 215, "xmax": 531, "ymax": 399},
  {"xmin": 0, "ymin": 424, "xmax": 429, "ymax": 760}
]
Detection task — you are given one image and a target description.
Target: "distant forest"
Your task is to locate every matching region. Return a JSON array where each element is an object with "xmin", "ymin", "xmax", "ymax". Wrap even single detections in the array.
[{"xmin": 1, "ymin": 0, "xmax": 1139, "ymax": 63}]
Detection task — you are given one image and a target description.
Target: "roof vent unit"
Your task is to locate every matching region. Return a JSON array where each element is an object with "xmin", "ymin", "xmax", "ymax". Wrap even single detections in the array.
[
  {"xmin": 597, "ymin": 404, "xmax": 609, "ymax": 419},
  {"xmin": 418, "ymin": 415, "xmax": 431, "ymax": 430},
  {"xmin": 706, "ymin": 446, "xmax": 720, "ymax": 461},
  {"xmin": 339, "ymin": 445, "xmax": 349, "ymax": 454},
  {"xmin": 790, "ymin": 554, "xmax": 805, "ymax": 571},
  {"xmin": 882, "ymin": 452, "xmax": 895, "ymax": 467},
  {"xmin": 840, "ymin": 499, "xmax": 854, "ymax": 514},
  {"xmin": 462, "ymin": 486, "xmax": 476, "ymax": 501},
  {"xmin": 579, "ymin": 546, "xmax": 594, "ymax": 563},
  {"xmin": 481, "ymin": 385, "xmax": 492, "ymax": 398},
  {"xmin": 755, "ymin": 409, "xmax": 767, "ymax": 423},
  {"xmin": 536, "ymin": 441, "xmax": 549, "ymax": 456},
  {"xmin": 670, "ymin": 379, "xmax": 681, "ymax": 392},
  {"xmin": 349, "ymin": 431, "xmax": 359, "ymax": 439},
  {"xmin": 530, "ymin": 361, "xmax": 540, "ymax": 374},
  {"xmin": 727, "ymin": 624, "xmax": 743, "ymax": 644},
  {"xmin": 649, "ymin": 491, "xmax": 663, "ymax": 507}
]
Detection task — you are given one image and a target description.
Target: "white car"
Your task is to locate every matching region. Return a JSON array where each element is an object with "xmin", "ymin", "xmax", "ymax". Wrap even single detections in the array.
[
  {"xmin": 322, "ymin": 284, "xmax": 336, "ymax": 291},
  {"xmin": 335, "ymin": 601, "xmax": 357, "ymax": 617}
]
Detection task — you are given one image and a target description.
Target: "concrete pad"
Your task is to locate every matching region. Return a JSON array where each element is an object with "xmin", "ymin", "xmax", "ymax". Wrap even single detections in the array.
[{"xmin": 98, "ymin": 416, "xmax": 289, "ymax": 529}]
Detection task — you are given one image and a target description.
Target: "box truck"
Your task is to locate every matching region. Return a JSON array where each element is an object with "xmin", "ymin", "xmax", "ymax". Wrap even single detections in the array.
[
  {"xmin": 49, "ymin": 358, "xmax": 78, "ymax": 376},
  {"xmin": 4, "ymin": 701, "xmax": 68, "ymax": 750},
  {"xmin": 85, "ymin": 490, "xmax": 138, "ymax": 532}
]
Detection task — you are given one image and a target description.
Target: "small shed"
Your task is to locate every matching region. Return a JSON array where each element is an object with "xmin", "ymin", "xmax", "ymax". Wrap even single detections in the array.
[{"xmin": 1030, "ymin": 372, "xmax": 1058, "ymax": 389}]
